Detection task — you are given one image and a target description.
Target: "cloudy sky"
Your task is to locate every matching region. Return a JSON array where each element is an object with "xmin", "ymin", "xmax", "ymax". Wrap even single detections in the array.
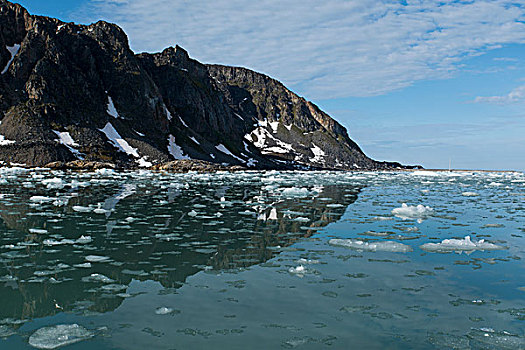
[{"xmin": 14, "ymin": 0, "xmax": 525, "ymax": 170}]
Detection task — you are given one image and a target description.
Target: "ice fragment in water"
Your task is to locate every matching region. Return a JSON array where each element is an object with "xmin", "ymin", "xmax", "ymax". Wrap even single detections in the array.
[
  {"xmin": 28, "ymin": 324, "xmax": 93, "ymax": 349},
  {"xmin": 392, "ymin": 203, "xmax": 433, "ymax": 220},
  {"xmin": 288, "ymin": 265, "xmax": 306, "ymax": 275},
  {"xmin": 155, "ymin": 307, "xmax": 173, "ymax": 315},
  {"xmin": 29, "ymin": 228, "xmax": 48, "ymax": 234},
  {"xmin": 462, "ymin": 192, "xmax": 479, "ymax": 197},
  {"xmin": 420, "ymin": 236, "xmax": 506, "ymax": 253},
  {"xmin": 85, "ymin": 255, "xmax": 110, "ymax": 263},
  {"xmin": 72, "ymin": 206, "xmax": 92, "ymax": 213},
  {"xmin": 328, "ymin": 239, "xmax": 413, "ymax": 253}
]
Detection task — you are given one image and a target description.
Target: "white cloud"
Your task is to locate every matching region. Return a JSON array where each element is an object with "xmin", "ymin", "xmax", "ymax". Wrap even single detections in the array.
[
  {"xmin": 78, "ymin": 0, "xmax": 525, "ymax": 99},
  {"xmin": 474, "ymin": 85, "xmax": 525, "ymax": 104}
]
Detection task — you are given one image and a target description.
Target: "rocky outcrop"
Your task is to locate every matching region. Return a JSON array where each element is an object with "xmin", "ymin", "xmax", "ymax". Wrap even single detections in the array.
[{"xmin": 0, "ymin": 0, "xmax": 408, "ymax": 170}]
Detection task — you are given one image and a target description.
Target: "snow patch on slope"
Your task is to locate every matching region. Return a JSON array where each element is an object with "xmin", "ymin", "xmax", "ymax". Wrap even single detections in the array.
[
  {"xmin": 0, "ymin": 121, "xmax": 15, "ymax": 146},
  {"xmin": 107, "ymin": 96, "xmax": 121, "ymax": 119},
  {"xmin": 53, "ymin": 130, "xmax": 83, "ymax": 159},
  {"xmin": 1, "ymin": 44, "xmax": 20, "ymax": 75},
  {"xmin": 99, "ymin": 122, "xmax": 139, "ymax": 157},
  {"xmin": 310, "ymin": 143, "xmax": 325, "ymax": 163},
  {"xmin": 168, "ymin": 134, "xmax": 190, "ymax": 160},
  {"xmin": 216, "ymin": 144, "xmax": 243, "ymax": 162}
]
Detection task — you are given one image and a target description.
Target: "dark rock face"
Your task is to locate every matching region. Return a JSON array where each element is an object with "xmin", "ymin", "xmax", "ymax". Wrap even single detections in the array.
[{"xmin": 0, "ymin": 0, "xmax": 406, "ymax": 170}]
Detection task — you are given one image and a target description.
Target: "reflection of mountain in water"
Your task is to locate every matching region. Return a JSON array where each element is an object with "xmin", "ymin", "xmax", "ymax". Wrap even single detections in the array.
[{"xmin": 0, "ymin": 173, "xmax": 362, "ymax": 324}]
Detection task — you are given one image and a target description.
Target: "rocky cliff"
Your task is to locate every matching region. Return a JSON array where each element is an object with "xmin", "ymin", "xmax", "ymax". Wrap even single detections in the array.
[{"xmin": 0, "ymin": 0, "xmax": 405, "ymax": 170}]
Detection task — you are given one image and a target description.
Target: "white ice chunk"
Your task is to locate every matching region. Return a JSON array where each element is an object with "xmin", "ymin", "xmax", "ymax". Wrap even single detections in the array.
[
  {"xmin": 329, "ymin": 239, "xmax": 413, "ymax": 253},
  {"xmin": 28, "ymin": 324, "xmax": 93, "ymax": 349},
  {"xmin": 420, "ymin": 236, "xmax": 506, "ymax": 253},
  {"xmin": 72, "ymin": 206, "xmax": 92, "ymax": 213},
  {"xmin": 42, "ymin": 177, "xmax": 65, "ymax": 190},
  {"xmin": 268, "ymin": 208, "xmax": 278, "ymax": 220},
  {"xmin": 82, "ymin": 273, "xmax": 113, "ymax": 283},
  {"xmin": 462, "ymin": 192, "xmax": 479, "ymax": 197},
  {"xmin": 29, "ymin": 228, "xmax": 48, "ymax": 234},
  {"xmin": 215, "ymin": 144, "xmax": 244, "ymax": 162},
  {"xmin": 155, "ymin": 307, "xmax": 173, "ymax": 315},
  {"xmin": 99, "ymin": 122, "xmax": 139, "ymax": 157},
  {"xmin": 167, "ymin": 134, "xmax": 190, "ymax": 160},
  {"xmin": 281, "ymin": 187, "xmax": 311, "ymax": 197},
  {"xmin": 288, "ymin": 265, "xmax": 306, "ymax": 275},
  {"xmin": 30, "ymin": 196, "xmax": 55, "ymax": 203},
  {"xmin": 85, "ymin": 255, "xmax": 110, "ymax": 263},
  {"xmin": 392, "ymin": 203, "xmax": 433, "ymax": 220},
  {"xmin": 1, "ymin": 44, "xmax": 20, "ymax": 75}
]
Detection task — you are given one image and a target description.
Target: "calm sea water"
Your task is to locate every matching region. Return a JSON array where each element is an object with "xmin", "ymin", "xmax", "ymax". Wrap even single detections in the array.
[{"xmin": 0, "ymin": 169, "xmax": 523, "ymax": 349}]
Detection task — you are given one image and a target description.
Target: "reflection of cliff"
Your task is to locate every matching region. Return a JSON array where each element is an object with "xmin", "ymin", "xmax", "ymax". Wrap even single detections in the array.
[{"xmin": 0, "ymin": 175, "xmax": 362, "ymax": 324}]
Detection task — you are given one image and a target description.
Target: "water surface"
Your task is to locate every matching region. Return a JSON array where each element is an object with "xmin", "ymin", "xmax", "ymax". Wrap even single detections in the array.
[{"xmin": 0, "ymin": 169, "xmax": 523, "ymax": 349}]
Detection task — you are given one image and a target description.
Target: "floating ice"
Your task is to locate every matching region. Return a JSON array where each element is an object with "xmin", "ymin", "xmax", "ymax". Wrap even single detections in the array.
[
  {"xmin": 288, "ymin": 265, "xmax": 306, "ymax": 274},
  {"xmin": 82, "ymin": 273, "xmax": 114, "ymax": 283},
  {"xmin": 42, "ymin": 177, "xmax": 65, "ymax": 190},
  {"xmin": 30, "ymin": 196, "xmax": 55, "ymax": 203},
  {"xmin": 462, "ymin": 192, "xmax": 479, "ymax": 197},
  {"xmin": 72, "ymin": 206, "xmax": 92, "ymax": 213},
  {"xmin": 296, "ymin": 258, "xmax": 320, "ymax": 264},
  {"xmin": 329, "ymin": 239, "xmax": 413, "ymax": 253},
  {"xmin": 420, "ymin": 236, "xmax": 506, "ymax": 253},
  {"xmin": 85, "ymin": 255, "xmax": 110, "ymax": 263},
  {"xmin": 28, "ymin": 324, "xmax": 93, "ymax": 349},
  {"xmin": 281, "ymin": 187, "xmax": 310, "ymax": 197},
  {"xmin": 392, "ymin": 203, "xmax": 433, "ymax": 220},
  {"xmin": 29, "ymin": 228, "xmax": 48, "ymax": 234},
  {"xmin": 155, "ymin": 307, "xmax": 173, "ymax": 315}
]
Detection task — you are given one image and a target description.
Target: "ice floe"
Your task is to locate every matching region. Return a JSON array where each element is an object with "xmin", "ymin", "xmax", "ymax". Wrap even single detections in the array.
[
  {"xmin": 392, "ymin": 203, "xmax": 433, "ymax": 220},
  {"xmin": 85, "ymin": 255, "xmax": 110, "ymax": 263},
  {"xmin": 328, "ymin": 239, "xmax": 413, "ymax": 253},
  {"xmin": 462, "ymin": 191, "xmax": 479, "ymax": 197},
  {"xmin": 155, "ymin": 307, "xmax": 173, "ymax": 315},
  {"xmin": 28, "ymin": 324, "xmax": 93, "ymax": 349},
  {"xmin": 420, "ymin": 236, "xmax": 506, "ymax": 253}
]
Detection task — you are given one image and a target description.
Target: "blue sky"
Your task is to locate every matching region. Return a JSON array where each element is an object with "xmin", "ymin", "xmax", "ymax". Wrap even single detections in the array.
[{"xmin": 13, "ymin": 0, "xmax": 525, "ymax": 170}]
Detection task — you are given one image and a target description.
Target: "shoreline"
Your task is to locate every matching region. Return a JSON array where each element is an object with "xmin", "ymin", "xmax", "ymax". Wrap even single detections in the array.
[{"xmin": 0, "ymin": 162, "xmax": 520, "ymax": 174}]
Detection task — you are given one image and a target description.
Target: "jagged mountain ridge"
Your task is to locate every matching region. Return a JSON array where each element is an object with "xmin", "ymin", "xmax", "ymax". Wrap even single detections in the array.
[{"xmin": 0, "ymin": 0, "xmax": 404, "ymax": 169}]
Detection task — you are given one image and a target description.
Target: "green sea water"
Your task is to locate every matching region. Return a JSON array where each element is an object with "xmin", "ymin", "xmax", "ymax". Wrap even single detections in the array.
[{"xmin": 0, "ymin": 169, "xmax": 523, "ymax": 349}]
